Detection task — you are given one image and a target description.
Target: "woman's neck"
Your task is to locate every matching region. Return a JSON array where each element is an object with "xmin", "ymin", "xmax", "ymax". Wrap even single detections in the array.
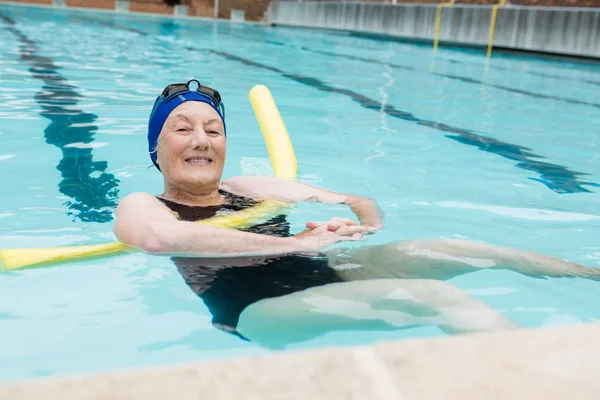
[{"xmin": 160, "ymin": 181, "xmax": 225, "ymax": 207}]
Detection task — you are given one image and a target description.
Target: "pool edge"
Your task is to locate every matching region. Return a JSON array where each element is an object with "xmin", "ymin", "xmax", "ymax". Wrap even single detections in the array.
[{"xmin": 2, "ymin": 322, "xmax": 599, "ymax": 399}]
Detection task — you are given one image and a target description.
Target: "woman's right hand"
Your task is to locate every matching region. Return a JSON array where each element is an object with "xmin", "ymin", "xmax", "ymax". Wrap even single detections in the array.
[{"xmin": 292, "ymin": 222, "xmax": 367, "ymax": 252}]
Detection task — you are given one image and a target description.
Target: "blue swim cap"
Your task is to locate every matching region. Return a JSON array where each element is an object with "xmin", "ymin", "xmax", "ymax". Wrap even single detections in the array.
[{"xmin": 148, "ymin": 90, "xmax": 226, "ymax": 171}]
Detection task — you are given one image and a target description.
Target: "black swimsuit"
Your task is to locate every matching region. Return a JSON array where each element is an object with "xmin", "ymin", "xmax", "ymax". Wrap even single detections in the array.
[{"xmin": 158, "ymin": 190, "xmax": 343, "ymax": 337}]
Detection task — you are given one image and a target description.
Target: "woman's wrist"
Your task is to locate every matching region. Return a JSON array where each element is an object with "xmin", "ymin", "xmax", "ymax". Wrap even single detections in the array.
[
  {"xmin": 284, "ymin": 234, "xmax": 331, "ymax": 253},
  {"xmin": 346, "ymin": 196, "xmax": 384, "ymax": 230},
  {"xmin": 280, "ymin": 236, "xmax": 310, "ymax": 253}
]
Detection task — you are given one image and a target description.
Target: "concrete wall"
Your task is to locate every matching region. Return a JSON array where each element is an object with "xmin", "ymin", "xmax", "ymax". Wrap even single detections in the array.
[
  {"xmin": 216, "ymin": 0, "xmax": 271, "ymax": 20},
  {"xmin": 0, "ymin": 0, "xmax": 218, "ymax": 17},
  {"xmin": 188, "ymin": 0, "xmax": 213, "ymax": 17},
  {"xmin": 128, "ymin": 0, "xmax": 173, "ymax": 14},
  {"xmin": 0, "ymin": 0, "xmax": 175, "ymax": 13},
  {"xmin": 0, "ymin": 0, "xmax": 270, "ymax": 20},
  {"xmin": 269, "ymin": 1, "xmax": 600, "ymax": 58},
  {"xmin": 66, "ymin": 0, "xmax": 115, "ymax": 9},
  {"xmin": 0, "ymin": 0, "xmax": 52, "ymax": 4}
]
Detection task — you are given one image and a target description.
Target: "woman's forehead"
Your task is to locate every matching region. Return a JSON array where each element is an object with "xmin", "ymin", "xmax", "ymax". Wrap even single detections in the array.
[{"xmin": 167, "ymin": 102, "xmax": 220, "ymax": 123}]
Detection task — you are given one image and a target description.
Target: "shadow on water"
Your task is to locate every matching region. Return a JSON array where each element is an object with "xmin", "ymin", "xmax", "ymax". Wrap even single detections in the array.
[{"xmin": 1, "ymin": 12, "xmax": 119, "ymax": 223}]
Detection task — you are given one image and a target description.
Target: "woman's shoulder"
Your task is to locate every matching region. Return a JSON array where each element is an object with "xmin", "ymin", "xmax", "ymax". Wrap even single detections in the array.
[
  {"xmin": 119, "ymin": 191, "xmax": 162, "ymax": 204},
  {"xmin": 220, "ymin": 175, "xmax": 302, "ymax": 202},
  {"xmin": 116, "ymin": 192, "xmax": 166, "ymax": 214},
  {"xmin": 220, "ymin": 175, "xmax": 274, "ymax": 201},
  {"xmin": 113, "ymin": 192, "xmax": 177, "ymax": 231}
]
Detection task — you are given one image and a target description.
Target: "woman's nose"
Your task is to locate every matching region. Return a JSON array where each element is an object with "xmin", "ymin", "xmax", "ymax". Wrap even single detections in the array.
[{"xmin": 190, "ymin": 128, "xmax": 210, "ymax": 150}]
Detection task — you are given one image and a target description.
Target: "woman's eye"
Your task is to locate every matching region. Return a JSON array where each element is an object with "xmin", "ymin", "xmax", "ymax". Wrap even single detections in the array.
[{"xmin": 176, "ymin": 127, "xmax": 191, "ymax": 132}]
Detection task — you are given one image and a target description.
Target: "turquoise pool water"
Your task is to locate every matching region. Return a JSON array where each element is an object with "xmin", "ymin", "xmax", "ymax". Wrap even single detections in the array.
[{"xmin": 1, "ymin": 2, "xmax": 600, "ymax": 381}]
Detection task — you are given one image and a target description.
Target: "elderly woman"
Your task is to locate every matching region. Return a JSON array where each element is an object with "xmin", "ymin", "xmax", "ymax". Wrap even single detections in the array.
[{"xmin": 115, "ymin": 80, "xmax": 598, "ymax": 346}]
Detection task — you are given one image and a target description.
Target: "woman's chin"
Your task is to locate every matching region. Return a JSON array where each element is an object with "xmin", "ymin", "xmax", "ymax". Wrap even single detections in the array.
[{"xmin": 182, "ymin": 171, "xmax": 220, "ymax": 186}]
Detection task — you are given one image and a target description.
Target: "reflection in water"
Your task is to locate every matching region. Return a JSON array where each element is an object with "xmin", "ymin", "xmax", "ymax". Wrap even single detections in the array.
[{"xmin": 1, "ymin": 13, "xmax": 119, "ymax": 222}]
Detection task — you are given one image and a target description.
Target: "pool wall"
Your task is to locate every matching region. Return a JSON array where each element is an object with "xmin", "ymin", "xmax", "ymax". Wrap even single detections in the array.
[
  {"xmin": 1, "ymin": 323, "xmax": 599, "ymax": 399},
  {"xmin": 269, "ymin": 1, "xmax": 600, "ymax": 59}
]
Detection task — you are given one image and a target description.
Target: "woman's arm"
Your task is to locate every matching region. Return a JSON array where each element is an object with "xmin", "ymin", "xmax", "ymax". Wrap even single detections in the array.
[
  {"xmin": 113, "ymin": 192, "xmax": 356, "ymax": 257},
  {"xmin": 221, "ymin": 176, "xmax": 384, "ymax": 229},
  {"xmin": 114, "ymin": 193, "xmax": 350, "ymax": 257},
  {"xmin": 343, "ymin": 194, "xmax": 384, "ymax": 230}
]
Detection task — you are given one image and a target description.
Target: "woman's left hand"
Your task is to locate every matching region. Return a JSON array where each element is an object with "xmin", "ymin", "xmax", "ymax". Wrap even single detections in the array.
[{"xmin": 305, "ymin": 217, "xmax": 373, "ymax": 239}]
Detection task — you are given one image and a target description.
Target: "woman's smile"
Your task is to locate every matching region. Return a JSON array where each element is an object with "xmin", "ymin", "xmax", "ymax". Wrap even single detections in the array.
[{"xmin": 185, "ymin": 156, "xmax": 213, "ymax": 165}]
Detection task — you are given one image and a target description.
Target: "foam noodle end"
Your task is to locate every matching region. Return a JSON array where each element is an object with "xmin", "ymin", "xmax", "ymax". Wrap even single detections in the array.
[{"xmin": 0, "ymin": 242, "xmax": 130, "ymax": 271}]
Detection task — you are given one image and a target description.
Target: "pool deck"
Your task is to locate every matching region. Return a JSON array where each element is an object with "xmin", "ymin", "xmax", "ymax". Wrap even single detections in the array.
[{"xmin": 2, "ymin": 322, "xmax": 599, "ymax": 399}]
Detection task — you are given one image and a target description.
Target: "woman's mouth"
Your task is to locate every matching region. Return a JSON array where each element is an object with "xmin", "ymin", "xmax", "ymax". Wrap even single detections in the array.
[{"xmin": 185, "ymin": 156, "xmax": 213, "ymax": 165}]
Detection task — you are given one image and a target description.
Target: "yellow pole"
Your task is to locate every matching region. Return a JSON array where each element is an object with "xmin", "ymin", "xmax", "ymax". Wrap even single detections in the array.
[
  {"xmin": 433, "ymin": 1, "xmax": 453, "ymax": 53},
  {"xmin": 486, "ymin": 0, "xmax": 506, "ymax": 58}
]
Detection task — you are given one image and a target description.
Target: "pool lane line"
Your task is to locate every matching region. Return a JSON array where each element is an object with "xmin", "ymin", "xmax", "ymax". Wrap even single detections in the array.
[
  {"xmin": 206, "ymin": 47, "xmax": 600, "ymax": 194},
  {"xmin": 225, "ymin": 28, "xmax": 600, "ymax": 88},
  {"xmin": 222, "ymin": 33, "xmax": 600, "ymax": 111},
  {"xmin": 343, "ymin": 31, "xmax": 600, "ymax": 86},
  {"xmin": 73, "ymin": 17, "xmax": 598, "ymax": 194},
  {"xmin": 75, "ymin": 9, "xmax": 600, "ymax": 90},
  {"xmin": 276, "ymin": 32, "xmax": 600, "ymax": 87},
  {"xmin": 0, "ymin": 12, "xmax": 120, "ymax": 223},
  {"xmin": 430, "ymin": 73, "xmax": 600, "ymax": 109},
  {"xmin": 63, "ymin": 6, "xmax": 600, "ymax": 89}
]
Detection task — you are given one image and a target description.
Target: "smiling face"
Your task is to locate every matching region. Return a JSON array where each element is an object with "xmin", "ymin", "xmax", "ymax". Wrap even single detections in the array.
[{"xmin": 156, "ymin": 101, "xmax": 226, "ymax": 193}]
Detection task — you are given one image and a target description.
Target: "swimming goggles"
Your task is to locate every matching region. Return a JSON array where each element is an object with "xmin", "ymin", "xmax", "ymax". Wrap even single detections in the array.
[{"xmin": 157, "ymin": 79, "xmax": 225, "ymax": 118}]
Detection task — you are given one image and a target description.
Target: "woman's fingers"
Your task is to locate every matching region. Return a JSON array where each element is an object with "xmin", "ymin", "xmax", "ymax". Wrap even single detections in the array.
[
  {"xmin": 332, "ymin": 218, "xmax": 358, "ymax": 226},
  {"xmin": 306, "ymin": 222, "xmax": 368, "ymax": 235},
  {"xmin": 327, "ymin": 222, "xmax": 346, "ymax": 231},
  {"xmin": 306, "ymin": 218, "xmax": 366, "ymax": 243},
  {"xmin": 306, "ymin": 218, "xmax": 358, "ymax": 230},
  {"xmin": 351, "ymin": 232, "xmax": 364, "ymax": 241},
  {"xmin": 332, "ymin": 225, "xmax": 369, "ymax": 236}
]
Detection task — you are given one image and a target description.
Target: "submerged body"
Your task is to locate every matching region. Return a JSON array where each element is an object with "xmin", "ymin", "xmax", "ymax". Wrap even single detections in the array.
[
  {"xmin": 150, "ymin": 184, "xmax": 595, "ymax": 345},
  {"xmin": 155, "ymin": 188, "xmax": 520, "ymax": 343}
]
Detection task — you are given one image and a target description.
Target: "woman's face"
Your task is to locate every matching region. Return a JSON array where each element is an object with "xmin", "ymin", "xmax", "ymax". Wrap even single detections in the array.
[{"xmin": 156, "ymin": 101, "xmax": 226, "ymax": 190}]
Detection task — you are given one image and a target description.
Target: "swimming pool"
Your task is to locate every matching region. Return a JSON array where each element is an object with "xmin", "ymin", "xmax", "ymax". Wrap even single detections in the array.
[{"xmin": 1, "ymin": 2, "xmax": 600, "ymax": 381}]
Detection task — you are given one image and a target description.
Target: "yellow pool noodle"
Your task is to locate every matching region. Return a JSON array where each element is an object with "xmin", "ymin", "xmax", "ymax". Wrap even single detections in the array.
[{"xmin": 0, "ymin": 85, "xmax": 297, "ymax": 271}]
